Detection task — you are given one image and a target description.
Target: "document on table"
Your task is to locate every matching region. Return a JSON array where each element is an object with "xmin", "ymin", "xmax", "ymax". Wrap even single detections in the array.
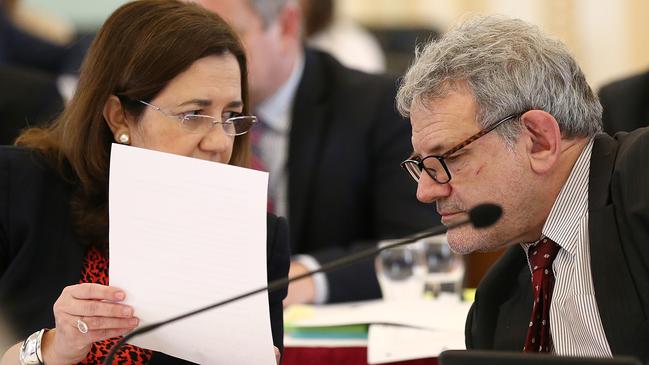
[
  {"xmin": 108, "ymin": 144, "xmax": 274, "ymax": 364},
  {"xmin": 285, "ymin": 295, "xmax": 471, "ymax": 363},
  {"xmin": 367, "ymin": 324, "xmax": 465, "ymax": 364},
  {"xmin": 287, "ymin": 295, "xmax": 472, "ymax": 332}
]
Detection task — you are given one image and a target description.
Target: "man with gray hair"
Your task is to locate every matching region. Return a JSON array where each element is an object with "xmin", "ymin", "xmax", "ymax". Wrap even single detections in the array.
[
  {"xmin": 195, "ymin": 0, "xmax": 439, "ymax": 304},
  {"xmin": 397, "ymin": 15, "xmax": 649, "ymax": 360}
]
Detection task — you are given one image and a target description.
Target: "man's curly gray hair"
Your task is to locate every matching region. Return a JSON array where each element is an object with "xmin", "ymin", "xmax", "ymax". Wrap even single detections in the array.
[{"xmin": 396, "ymin": 14, "xmax": 602, "ymax": 144}]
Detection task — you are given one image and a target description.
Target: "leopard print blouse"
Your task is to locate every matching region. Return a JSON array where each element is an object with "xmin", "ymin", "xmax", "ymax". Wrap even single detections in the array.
[{"xmin": 78, "ymin": 245, "xmax": 153, "ymax": 364}]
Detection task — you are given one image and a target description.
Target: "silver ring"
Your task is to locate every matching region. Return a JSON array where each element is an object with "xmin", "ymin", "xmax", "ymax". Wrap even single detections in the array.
[{"xmin": 76, "ymin": 318, "xmax": 89, "ymax": 334}]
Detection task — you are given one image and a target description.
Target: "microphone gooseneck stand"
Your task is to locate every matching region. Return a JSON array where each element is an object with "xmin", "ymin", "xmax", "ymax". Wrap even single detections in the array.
[{"xmin": 103, "ymin": 203, "xmax": 502, "ymax": 364}]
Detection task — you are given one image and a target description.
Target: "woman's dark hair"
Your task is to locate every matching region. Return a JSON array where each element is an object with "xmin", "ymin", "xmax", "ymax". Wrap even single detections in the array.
[{"xmin": 16, "ymin": 0, "xmax": 250, "ymax": 245}]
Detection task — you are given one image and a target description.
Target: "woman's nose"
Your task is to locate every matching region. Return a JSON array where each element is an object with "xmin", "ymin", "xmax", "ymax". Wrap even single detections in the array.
[{"xmin": 199, "ymin": 124, "xmax": 233, "ymax": 159}]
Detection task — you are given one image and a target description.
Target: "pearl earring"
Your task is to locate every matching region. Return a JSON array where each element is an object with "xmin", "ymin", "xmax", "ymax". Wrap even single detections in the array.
[{"xmin": 118, "ymin": 132, "xmax": 130, "ymax": 144}]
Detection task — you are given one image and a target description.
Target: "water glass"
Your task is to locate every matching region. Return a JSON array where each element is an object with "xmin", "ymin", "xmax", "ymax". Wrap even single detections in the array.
[
  {"xmin": 418, "ymin": 235, "xmax": 465, "ymax": 297},
  {"xmin": 375, "ymin": 240, "xmax": 427, "ymax": 301}
]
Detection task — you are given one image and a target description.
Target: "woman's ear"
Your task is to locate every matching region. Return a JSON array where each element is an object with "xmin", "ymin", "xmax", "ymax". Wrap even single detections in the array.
[
  {"xmin": 520, "ymin": 110, "xmax": 562, "ymax": 175},
  {"xmin": 103, "ymin": 95, "xmax": 131, "ymax": 142}
]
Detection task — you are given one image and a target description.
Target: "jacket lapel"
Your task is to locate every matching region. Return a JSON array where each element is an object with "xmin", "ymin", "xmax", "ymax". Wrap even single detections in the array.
[
  {"xmin": 588, "ymin": 133, "xmax": 647, "ymax": 356},
  {"xmin": 288, "ymin": 49, "xmax": 330, "ymax": 252}
]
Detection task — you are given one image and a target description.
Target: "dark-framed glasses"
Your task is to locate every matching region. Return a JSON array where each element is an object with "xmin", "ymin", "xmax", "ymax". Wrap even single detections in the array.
[
  {"xmin": 138, "ymin": 100, "xmax": 256, "ymax": 136},
  {"xmin": 401, "ymin": 113, "xmax": 520, "ymax": 184}
]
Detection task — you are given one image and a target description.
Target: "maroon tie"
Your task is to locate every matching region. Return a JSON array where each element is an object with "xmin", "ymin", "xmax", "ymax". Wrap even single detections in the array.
[
  {"xmin": 249, "ymin": 119, "xmax": 275, "ymax": 213},
  {"xmin": 523, "ymin": 237, "xmax": 561, "ymax": 353}
]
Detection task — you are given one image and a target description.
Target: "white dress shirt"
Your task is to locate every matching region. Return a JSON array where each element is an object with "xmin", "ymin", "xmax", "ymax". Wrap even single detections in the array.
[
  {"xmin": 254, "ymin": 54, "xmax": 304, "ymax": 218},
  {"xmin": 521, "ymin": 139, "xmax": 612, "ymax": 357},
  {"xmin": 255, "ymin": 54, "xmax": 330, "ymax": 304}
]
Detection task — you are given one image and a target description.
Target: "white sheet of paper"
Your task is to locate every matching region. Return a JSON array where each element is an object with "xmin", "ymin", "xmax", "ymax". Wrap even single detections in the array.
[
  {"xmin": 284, "ymin": 336, "xmax": 368, "ymax": 348},
  {"xmin": 287, "ymin": 295, "xmax": 472, "ymax": 332},
  {"xmin": 108, "ymin": 144, "xmax": 275, "ymax": 364},
  {"xmin": 367, "ymin": 324, "xmax": 465, "ymax": 364}
]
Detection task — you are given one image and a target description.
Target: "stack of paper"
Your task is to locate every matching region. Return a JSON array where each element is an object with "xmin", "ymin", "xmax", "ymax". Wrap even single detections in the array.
[{"xmin": 285, "ymin": 295, "xmax": 470, "ymax": 363}]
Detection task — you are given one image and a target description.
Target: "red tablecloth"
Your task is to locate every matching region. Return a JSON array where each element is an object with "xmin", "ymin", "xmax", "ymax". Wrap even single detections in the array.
[{"xmin": 283, "ymin": 347, "xmax": 439, "ymax": 365}]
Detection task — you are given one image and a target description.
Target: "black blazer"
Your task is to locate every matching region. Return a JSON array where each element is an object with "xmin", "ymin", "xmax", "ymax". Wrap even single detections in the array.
[
  {"xmin": 465, "ymin": 129, "xmax": 649, "ymax": 362},
  {"xmin": 599, "ymin": 70, "xmax": 649, "ymax": 135},
  {"xmin": 287, "ymin": 49, "xmax": 440, "ymax": 303},
  {"xmin": 0, "ymin": 146, "xmax": 290, "ymax": 363},
  {"xmin": 0, "ymin": 65, "xmax": 63, "ymax": 144}
]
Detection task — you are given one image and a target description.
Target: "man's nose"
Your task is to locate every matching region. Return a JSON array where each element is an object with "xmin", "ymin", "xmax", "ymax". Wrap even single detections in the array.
[{"xmin": 416, "ymin": 171, "xmax": 452, "ymax": 203}]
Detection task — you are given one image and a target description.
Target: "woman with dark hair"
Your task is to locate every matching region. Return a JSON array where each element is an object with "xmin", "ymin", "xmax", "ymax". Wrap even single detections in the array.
[{"xmin": 0, "ymin": 1, "xmax": 289, "ymax": 364}]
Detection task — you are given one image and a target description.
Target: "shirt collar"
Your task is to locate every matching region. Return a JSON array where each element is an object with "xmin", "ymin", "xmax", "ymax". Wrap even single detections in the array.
[
  {"xmin": 521, "ymin": 138, "xmax": 593, "ymax": 256},
  {"xmin": 255, "ymin": 52, "xmax": 305, "ymax": 133}
]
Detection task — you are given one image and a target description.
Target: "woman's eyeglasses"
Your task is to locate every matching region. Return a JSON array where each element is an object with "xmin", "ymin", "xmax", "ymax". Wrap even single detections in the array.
[{"xmin": 138, "ymin": 100, "xmax": 256, "ymax": 136}]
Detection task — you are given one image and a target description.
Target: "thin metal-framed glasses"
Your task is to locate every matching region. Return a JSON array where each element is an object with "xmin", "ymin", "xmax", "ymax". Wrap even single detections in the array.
[
  {"xmin": 138, "ymin": 100, "xmax": 257, "ymax": 136},
  {"xmin": 401, "ymin": 113, "xmax": 520, "ymax": 184}
]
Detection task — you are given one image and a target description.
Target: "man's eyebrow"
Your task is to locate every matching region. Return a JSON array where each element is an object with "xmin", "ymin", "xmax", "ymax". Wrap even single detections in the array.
[
  {"xmin": 414, "ymin": 143, "xmax": 447, "ymax": 157},
  {"xmin": 428, "ymin": 143, "xmax": 446, "ymax": 155},
  {"xmin": 407, "ymin": 150, "xmax": 419, "ymax": 159}
]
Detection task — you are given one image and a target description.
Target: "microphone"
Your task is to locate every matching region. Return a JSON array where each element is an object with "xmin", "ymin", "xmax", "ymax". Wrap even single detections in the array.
[
  {"xmin": 104, "ymin": 203, "xmax": 502, "ymax": 364},
  {"xmin": 468, "ymin": 203, "xmax": 502, "ymax": 228}
]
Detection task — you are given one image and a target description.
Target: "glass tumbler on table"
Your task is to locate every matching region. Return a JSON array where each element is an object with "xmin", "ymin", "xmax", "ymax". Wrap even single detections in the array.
[
  {"xmin": 419, "ymin": 235, "xmax": 465, "ymax": 297},
  {"xmin": 375, "ymin": 240, "xmax": 427, "ymax": 301}
]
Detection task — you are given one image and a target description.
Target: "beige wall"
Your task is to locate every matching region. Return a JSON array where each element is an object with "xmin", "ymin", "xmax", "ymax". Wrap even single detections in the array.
[{"xmin": 339, "ymin": 0, "xmax": 649, "ymax": 89}]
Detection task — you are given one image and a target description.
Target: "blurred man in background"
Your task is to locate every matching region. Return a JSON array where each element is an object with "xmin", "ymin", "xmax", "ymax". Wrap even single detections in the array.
[
  {"xmin": 299, "ymin": 0, "xmax": 386, "ymax": 74},
  {"xmin": 195, "ymin": 0, "xmax": 440, "ymax": 304},
  {"xmin": 0, "ymin": 1, "xmax": 90, "ymax": 144},
  {"xmin": 598, "ymin": 69, "xmax": 649, "ymax": 135}
]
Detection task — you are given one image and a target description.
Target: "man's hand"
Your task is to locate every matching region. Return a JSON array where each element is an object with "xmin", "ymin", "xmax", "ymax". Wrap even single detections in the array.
[{"xmin": 282, "ymin": 261, "xmax": 316, "ymax": 307}]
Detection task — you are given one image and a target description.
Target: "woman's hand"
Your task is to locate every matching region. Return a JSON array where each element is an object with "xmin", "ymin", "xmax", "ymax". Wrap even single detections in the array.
[
  {"xmin": 42, "ymin": 283, "xmax": 139, "ymax": 365},
  {"xmin": 274, "ymin": 346, "xmax": 280, "ymax": 364}
]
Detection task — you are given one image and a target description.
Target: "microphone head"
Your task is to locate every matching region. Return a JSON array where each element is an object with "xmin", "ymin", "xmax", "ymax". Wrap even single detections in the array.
[{"xmin": 469, "ymin": 203, "xmax": 502, "ymax": 228}]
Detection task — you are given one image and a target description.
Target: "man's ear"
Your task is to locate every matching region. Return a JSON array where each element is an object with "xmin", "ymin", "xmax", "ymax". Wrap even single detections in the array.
[
  {"xmin": 520, "ymin": 110, "xmax": 562, "ymax": 175},
  {"xmin": 277, "ymin": 3, "xmax": 301, "ymax": 47},
  {"xmin": 103, "ymin": 95, "xmax": 130, "ymax": 141}
]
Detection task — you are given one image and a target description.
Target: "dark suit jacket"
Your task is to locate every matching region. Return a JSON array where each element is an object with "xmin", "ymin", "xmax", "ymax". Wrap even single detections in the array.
[
  {"xmin": 0, "ymin": 8, "xmax": 88, "ymax": 75},
  {"xmin": 287, "ymin": 49, "xmax": 440, "ymax": 303},
  {"xmin": 599, "ymin": 70, "xmax": 649, "ymax": 135},
  {"xmin": 465, "ymin": 129, "xmax": 649, "ymax": 362},
  {"xmin": 0, "ymin": 9, "xmax": 91, "ymax": 144},
  {"xmin": 0, "ymin": 65, "xmax": 63, "ymax": 144},
  {"xmin": 0, "ymin": 146, "xmax": 290, "ymax": 363}
]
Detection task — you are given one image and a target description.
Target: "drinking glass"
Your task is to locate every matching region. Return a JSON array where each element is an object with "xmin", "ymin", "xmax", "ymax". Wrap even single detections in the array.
[
  {"xmin": 418, "ymin": 235, "xmax": 465, "ymax": 297},
  {"xmin": 375, "ymin": 240, "xmax": 427, "ymax": 301}
]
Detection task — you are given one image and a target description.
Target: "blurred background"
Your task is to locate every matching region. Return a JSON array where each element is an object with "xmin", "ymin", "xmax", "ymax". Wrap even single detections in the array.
[{"xmin": 16, "ymin": 0, "xmax": 649, "ymax": 88}]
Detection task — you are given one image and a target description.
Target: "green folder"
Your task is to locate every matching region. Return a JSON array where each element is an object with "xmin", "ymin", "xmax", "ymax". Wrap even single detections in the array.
[{"xmin": 285, "ymin": 324, "xmax": 369, "ymax": 339}]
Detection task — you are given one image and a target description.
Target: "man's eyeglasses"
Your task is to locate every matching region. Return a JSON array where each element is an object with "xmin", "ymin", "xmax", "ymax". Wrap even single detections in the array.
[
  {"xmin": 138, "ymin": 100, "xmax": 257, "ymax": 136},
  {"xmin": 401, "ymin": 113, "xmax": 520, "ymax": 184}
]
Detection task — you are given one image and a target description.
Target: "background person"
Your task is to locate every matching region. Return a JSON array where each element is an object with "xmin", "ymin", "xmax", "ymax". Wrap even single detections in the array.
[
  {"xmin": 0, "ymin": 1, "xmax": 289, "ymax": 363},
  {"xmin": 397, "ymin": 14, "xmax": 649, "ymax": 361},
  {"xmin": 299, "ymin": 0, "xmax": 386, "ymax": 74},
  {"xmin": 0, "ymin": 1, "xmax": 91, "ymax": 144},
  {"xmin": 196, "ymin": 0, "xmax": 440, "ymax": 305},
  {"xmin": 598, "ymin": 69, "xmax": 649, "ymax": 135}
]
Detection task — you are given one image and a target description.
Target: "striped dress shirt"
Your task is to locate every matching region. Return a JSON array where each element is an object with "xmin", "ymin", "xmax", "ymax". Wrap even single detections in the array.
[{"xmin": 521, "ymin": 139, "xmax": 612, "ymax": 357}]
